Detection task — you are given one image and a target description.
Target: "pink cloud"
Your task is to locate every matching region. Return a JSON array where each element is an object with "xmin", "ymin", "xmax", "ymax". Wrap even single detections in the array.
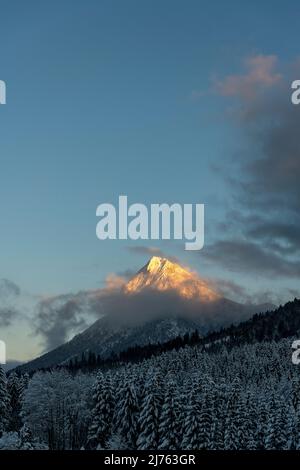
[{"xmin": 214, "ymin": 54, "xmax": 282, "ymax": 99}]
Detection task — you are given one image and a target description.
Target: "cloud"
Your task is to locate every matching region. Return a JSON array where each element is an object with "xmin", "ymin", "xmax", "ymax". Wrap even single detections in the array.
[
  {"xmin": 200, "ymin": 55, "xmax": 300, "ymax": 294},
  {"xmin": 115, "ymin": 269, "xmax": 136, "ymax": 280},
  {"xmin": 288, "ymin": 288, "xmax": 300, "ymax": 300},
  {"xmin": 217, "ymin": 56, "xmax": 300, "ymax": 215},
  {"xmin": 34, "ymin": 292, "xmax": 92, "ymax": 352},
  {"xmin": 34, "ymin": 271, "xmax": 136, "ymax": 351},
  {"xmin": 203, "ymin": 240, "xmax": 300, "ymax": 279},
  {"xmin": 209, "ymin": 278, "xmax": 251, "ymax": 303},
  {"xmin": 0, "ymin": 279, "xmax": 21, "ymax": 298},
  {"xmin": 209, "ymin": 277, "xmax": 279, "ymax": 306},
  {"xmin": 214, "ymin": 54, "xmax": 281, "ymax": 99},
  {"xmin": 0, "ymin": 307, "xmax": 20, "ymax": 327},
  {"xmin": 104, "ymin": 273, "xmax": 128, "ymax": 289},
  {"xmin": 246, "ymin": 221, "xmax": 300, "ymax": 256},
  {"xmin": 0, "ymin": 279, "xmax": 22, "ymax": 327},
  {"xmin": 86, "ymin": 283, "xmax": 257, "ymax": 333}
]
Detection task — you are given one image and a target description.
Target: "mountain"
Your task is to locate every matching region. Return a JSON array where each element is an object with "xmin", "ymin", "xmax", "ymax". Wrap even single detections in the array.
[
  {"xmin": 125, "ymin": 256, "xmax": 219, "ymax": 301},
  {"xmin": 15, "ymin": 256, "xmax": 274, "ymax": 373}
]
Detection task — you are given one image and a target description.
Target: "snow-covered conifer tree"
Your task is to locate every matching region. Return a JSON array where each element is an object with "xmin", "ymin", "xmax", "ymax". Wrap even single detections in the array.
[
  {"xmin": 265, "ymin": 395, "xmax": 285, "ymax": 450},
  {"xmin": 7, "ymin": 372, "xmax": 23, "ymax": 431},
  {"xmin": 211, "ymin": 379, "xmax": 227, "ymax": 449},
  {"xmin": 87, "ymin": 372, "xmax": 114, "ymax": 449},
  {"xmin": 137, "ymin": 375, "xmax": 162, "ymax": 450},
  {"xmin": 19, "ymin": 424, "xmax": 34, "ymax": 450},
  {"xmin": 158, "ymin": 379, "xmax": 180, "ymax": 450},
  {"xmin": 114, "ymin": 382, "xmax": 139, "ymax": 449},
  {"xmin": 0, "ymin": 366, "xmax": 9, "ymax": 437},
  {"xmin": 224, "ymin": 378, "xmax": 242, "ymax": 450},
  {"xmin": 197, "ymin": 377, "xmax": 215, "ymax": 450},
  {"xmin": 241, "ymin": 391, "xmax": 258, "ymax": 450},
  {"xmin": 181, "ymin": 389, "xmax": 201, "ymax": 450}
]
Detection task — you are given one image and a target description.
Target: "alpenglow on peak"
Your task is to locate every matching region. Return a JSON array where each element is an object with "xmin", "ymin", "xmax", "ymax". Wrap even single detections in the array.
[{"xmin": 125, "ymin": 256, "xmax": 219, "ymax": 301}]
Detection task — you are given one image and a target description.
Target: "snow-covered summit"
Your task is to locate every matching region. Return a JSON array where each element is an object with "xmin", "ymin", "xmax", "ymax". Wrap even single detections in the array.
[{"xmin": 125, "ymin": 256, "xmax": 219, "ymax": 301}]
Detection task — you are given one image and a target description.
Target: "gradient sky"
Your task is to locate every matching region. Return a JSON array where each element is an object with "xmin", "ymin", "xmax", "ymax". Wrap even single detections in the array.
[{"xmin": 1, "ymin": 1, "xmax": 300, "ymax": 361}]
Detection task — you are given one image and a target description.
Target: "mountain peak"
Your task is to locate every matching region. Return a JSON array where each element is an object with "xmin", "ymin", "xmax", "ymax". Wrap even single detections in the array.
[
  {"xmin": 125, "ymin": 255, "xmax": 219, "ymax": 301},
  {"xmin": 144, "ymin": 256, "xmax": 177, "ymax": 274}
]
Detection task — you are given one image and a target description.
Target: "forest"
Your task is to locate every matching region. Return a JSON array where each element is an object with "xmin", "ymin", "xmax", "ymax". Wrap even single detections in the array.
[
  {"xmin": 1, "ymin": 335, "xmax": 300, "ymax": 450},
  {"xmin": 1, "ymin": 299, "xmax": 300, "ymax": 450}
]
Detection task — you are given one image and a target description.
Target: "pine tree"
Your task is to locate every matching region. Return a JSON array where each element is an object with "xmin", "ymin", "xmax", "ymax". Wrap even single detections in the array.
[
  {"xmin": 275, "ymin": 400, "xmax": 293, "ymax": 450},
  {"xmin": 114, "ymin": 382, "xmax": 139, "ymax": 449},
  {"xmin": 211, "ymin": 380, "xmax": 226, "ymax": 449},
  {"xmin": 265, "ymin": 396, "xmax": 287, "ymax": 450},
  {"xmin": 20, "ymin": 373, "xmax": 30, "ymax": 393},
  {"xmin": 19, "ymin": 424, "xmax": 34, "ymax": 450},
  {"xmin": 291, "ymin": 376, "xmax": 300, "ymax": 449},
  {"xmin": 257, "ymin": 391, "xmax": 269, "ymax": 449},
  {"xmin": 0, "ymin": 366, "xmax": 9, "ymax": 437},
  {"xmin": 265, "ymin": 396, "xmax": 276, "ymax": 450},
  {"xmin": 7, "ymin": 372, "xmax": 23, "ymax": 431},
  {"xmin": 294, "ymin": 405, "xmax": 300, "ymax": 450},
  {"xmin": 181, "ymin": 389, "xmax": 201, "ymax": 450},
  {"xmin": 242, "ymin": 391, "xmax": 257, "ymax": 450},
  {"xmin": 197, "ymin": 377, "xmax": 214, "ymax": 450},
  {"xmin": 158, "ymin": 380, "xmax": 180, "ymax": 450},
  {"xmin": 291, "ymin": 376, "xmax": 300, "ymax": 411},
  {"xmin": 87, "ymin": 372, "xmax": 114, "ymax": 449},
  {"xmin": 224, "ymin": 378, "xmax": 242, "ymax": 450},
  {"xmin": 137, "ymin": 376, "xmax": 161, "ymax": 450}
]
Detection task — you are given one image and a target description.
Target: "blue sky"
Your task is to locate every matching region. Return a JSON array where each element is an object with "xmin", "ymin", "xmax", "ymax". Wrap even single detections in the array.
[{"xmin": 1, "ymin": 1, "xmax": 300, "ymax": 360}]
